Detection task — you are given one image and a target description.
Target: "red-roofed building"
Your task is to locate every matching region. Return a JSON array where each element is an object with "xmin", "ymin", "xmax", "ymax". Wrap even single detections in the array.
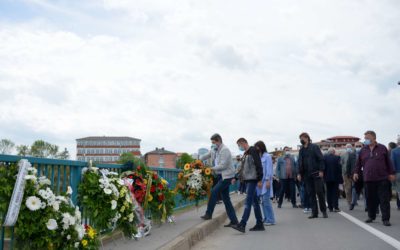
[{"xmin": 316, "ymin": 136, "xmax": 360, "ymax": 150}]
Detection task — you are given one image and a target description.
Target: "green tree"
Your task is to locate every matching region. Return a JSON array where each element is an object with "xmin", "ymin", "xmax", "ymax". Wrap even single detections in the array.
[
  {"xmin": 57, "ymin": 147, "xmax": 70, "ymax": 160},
  {"xmin": 16, "ymin": 145, "xmax": 30, "ymax": 156},
  {"xmin": 176, "ymin": 153, "xmax": 194, "ymax": 169},
  {"xmin": 0, "ymin": 139, "xmax": 15, "ymax": 154}
]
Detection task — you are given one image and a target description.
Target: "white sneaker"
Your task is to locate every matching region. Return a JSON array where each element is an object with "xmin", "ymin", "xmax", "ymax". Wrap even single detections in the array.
[
  {"xmin": 303, "ymin": 208, "xmax": 311, "ymax": 214},
  {"xmin": 264, "ymin": 222, "xmax": 275, "ymax": 226}
]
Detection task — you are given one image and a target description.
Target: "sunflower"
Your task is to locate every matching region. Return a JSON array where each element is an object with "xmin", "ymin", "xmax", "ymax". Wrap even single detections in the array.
[
  {"xmin": 184, "ymin": 164, "xmax": 191, "ymax": 171},
  {"xmin": 205, "ymin": 168, "xmax": 212, "ymax": 175}
]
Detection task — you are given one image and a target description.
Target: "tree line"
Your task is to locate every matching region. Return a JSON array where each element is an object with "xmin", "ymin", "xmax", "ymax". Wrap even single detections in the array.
[{"xmin": 0, "ymin": 139, "xmax": 70, "ymax": 160}]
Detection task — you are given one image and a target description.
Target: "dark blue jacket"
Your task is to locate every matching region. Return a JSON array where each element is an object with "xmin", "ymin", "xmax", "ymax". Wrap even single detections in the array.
[{"xmin": 324, "ymin": 154, "xmax": 343, "ymax": 183}]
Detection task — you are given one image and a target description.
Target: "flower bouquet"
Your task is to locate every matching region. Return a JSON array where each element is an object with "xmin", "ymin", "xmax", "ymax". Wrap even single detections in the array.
[
  {"xmin": 175, "ymin": 160, "xmax": 213, "ymax": 205},
  {"xmin": 78, "ymin": 163, "xmax": 137, "ymax": 238},
  {"xmin": 0, "ymin": 161, "xmax": 100, "ymax": 250}
]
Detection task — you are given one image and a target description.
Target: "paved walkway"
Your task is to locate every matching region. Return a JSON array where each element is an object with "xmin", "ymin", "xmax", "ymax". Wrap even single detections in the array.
[
  {"xmin": 193, "ymin": 199, "xmax": 400, "ymax": 250},
  {"xmin": 104, "ymin": 194, "xmax": 245, "ymax": 250}
]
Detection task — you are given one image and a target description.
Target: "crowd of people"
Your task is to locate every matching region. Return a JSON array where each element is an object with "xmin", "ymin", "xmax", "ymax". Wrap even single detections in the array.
[{"xmin": 199, "ymin": 131, "xmax": 400, "ymax": 233}]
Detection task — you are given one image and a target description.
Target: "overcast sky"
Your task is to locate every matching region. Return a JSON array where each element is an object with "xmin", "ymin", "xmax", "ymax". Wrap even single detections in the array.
[{"xmin": 0, "ymin": 0, "xmax": 399, "ymax": 159}]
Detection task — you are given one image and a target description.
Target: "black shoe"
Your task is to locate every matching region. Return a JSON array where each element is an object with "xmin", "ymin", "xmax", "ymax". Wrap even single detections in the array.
[
  {"xmin": 249, "ymin": 224, "xmax": 265, "ymax": 232},
  {"xmin": 383, "ymin": 221, "xmax": 391, "ymax": 227},
  {"xmin": 334, "ymin": 208, "xmax": 341, "ymax": 213},
  {"xmin": 323, "ymin": 212, "xmax": 328, "ymax": 218},
  {"xmin": 201, "ymin": 214, "xmax": 212, "ymax": 220},
  {"xmin": 308, "ymin": 215, "xmax": 318, "ymax": 219},
  {"xmin": 365, "ymin": 218, "xmax": 374, "ymax": 223},
  {"xmin": 277, "ymin": 204, "xmax": 282, "ymax": 208},
  {"xmin": 224, "ymin": 222, "xmax": 237, "ymax": 228},
  {"xmin": 293, "ymin": 205, "xmax": 298, "ymax": 208},
  {"xmin": 349, "ymin": 204, "xmax": 355, "ymax": 211},
  {"xmin": 231, "ymin": 224, "xmax": 245, "ymax": 233}
]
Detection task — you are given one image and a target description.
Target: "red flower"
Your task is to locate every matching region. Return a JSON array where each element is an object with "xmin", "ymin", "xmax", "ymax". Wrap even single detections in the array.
[
  {"xmin": 128, "ymin": 175, "xmax": 134, "ymax": 179},
  {"xmin": 150, "ymin": 185, "xmax": 156, "ymax": 193},
  {"xmin": 137, "ymin": 166, "xmax": 141, "ymax": 171},
  {"xmin": 84, "ymin": 224, "xmax": 90, "ymax": 230},
  {"xmin": 158, "ymin": 193, "xmax": 165, "ymax": 202},
  {"xmin": 153, "ymin": 174, "xmax": 158, "ymax": 180},
  {"xmin": 157, "ymin": 184, "xmax": 164, "ymax": 190}
]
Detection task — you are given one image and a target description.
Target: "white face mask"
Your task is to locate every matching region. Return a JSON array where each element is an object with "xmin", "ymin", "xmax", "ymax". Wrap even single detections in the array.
[{"xmin": 285, "ymin": 151, "xmax": 290, "ymax": 156}]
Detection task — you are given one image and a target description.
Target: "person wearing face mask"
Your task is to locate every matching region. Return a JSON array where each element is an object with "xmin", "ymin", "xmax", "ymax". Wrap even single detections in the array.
[
  {"xmin": 254, "ymin": 141, "xmax": 276, "ymax": 226},
  {"xmin": 231, "ymin": 138, "xmax": 264, "ymax": 233},
  {"xmin": 297, "ymin": 132, "xmax": 328, "ymax": 219},
  {"xmin": 276, "ymin": 146, "xmax": 298, "ymax": 209},
  {"xmin": 341, "ymin": 144, "xmax": 357, "ymax": 209},
  {"xmin": 199, "ymin": 133, "xmax": 239, "ymax": 227},
  {"xmin": 353, "ymin": 131, "xmax": 396, "ymax": 226}
]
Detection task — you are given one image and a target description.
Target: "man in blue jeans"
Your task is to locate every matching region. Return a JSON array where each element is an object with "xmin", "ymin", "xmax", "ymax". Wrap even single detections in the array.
[
  {"xmin": 200, "ymin": 134, "xmax": 239, "ymax": 227},
  {"xmin": 231, "ymin": 138, "xmax": 264, "ymax": 233}
]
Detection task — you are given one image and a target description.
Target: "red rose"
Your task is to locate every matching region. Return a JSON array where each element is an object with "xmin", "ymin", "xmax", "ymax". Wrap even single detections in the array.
[
  {"xmin": 158, "ymin": 193, "xmax": 165, "ymax": 202},
  {"xmin": 153, "ymin": 174, "xmax": 158, "ymax": 180},
  {"xmin": 128, "ymin": 175, "xmax": 134, "ymax": 179},
  {"xmin": 157, "ymin": 184, "xmax": 164, "ymax": 190},
  {"xmin": 150, "ymin": 185, "xmax": 156, "ymax": 193}
]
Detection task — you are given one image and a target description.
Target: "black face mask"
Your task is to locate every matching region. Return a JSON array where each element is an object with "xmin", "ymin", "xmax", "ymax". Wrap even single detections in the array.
[{"xmin": 300, "ymin": 139, "xmax": 306, "ymax": 145}]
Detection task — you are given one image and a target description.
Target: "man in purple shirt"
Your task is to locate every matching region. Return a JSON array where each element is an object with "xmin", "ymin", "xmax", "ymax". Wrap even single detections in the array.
[{"xmin": 353, "ymin": 130, "xmax": 396, "ymax": 226}]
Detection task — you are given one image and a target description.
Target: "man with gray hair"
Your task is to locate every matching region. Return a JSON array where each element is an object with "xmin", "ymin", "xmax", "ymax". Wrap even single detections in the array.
[
  {"xmin": 341, "ymin": 143, "xmax": 357, "ymax": 209},
  {"xmin": 390, "ymin": 135, "xmax": 400, "ymax": 210},
  {"xmin": 324, "ymin": 147, "xmax": 342, "ymax": 212}
]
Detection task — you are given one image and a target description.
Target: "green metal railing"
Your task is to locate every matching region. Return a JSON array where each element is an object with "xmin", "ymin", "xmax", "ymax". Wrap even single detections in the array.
[{"xmin": 0, "ymin": 154, "xmax": 237, "ymax": 250}]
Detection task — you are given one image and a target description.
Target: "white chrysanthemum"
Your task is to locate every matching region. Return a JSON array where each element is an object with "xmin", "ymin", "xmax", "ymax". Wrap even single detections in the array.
[
  {"xmin": 67, "ymin": 186, "xmax": 73, "ymax": 195},
  {"xmin": 62, "ymin": 213, "xmax": 72, "ymax": 230},
  {"xmin": 52, "ymin": 201, "xmax": 60, "ymax": 211},
  {"xmin": 104, "ymin": 188, "xmax": 112, "ymax": 195},
  {"xmin": 56, "ymin": 196, "xmax": 68, "ymax": 203},
  {"xmin": 39, "ymin": 177, "xmax": 51, "ymax": 186},
  {"xmin": 46, "ymin": 219, "xmax": 58, "ymax": 230},
  {"xmin": 26, "ymin": 196, "xmax": 42, "ymax": 211},
  {"xmin": 24, "ymin": 175, "xmax": 37, "ymax": 182},
  {"xmin": 75, "ymin": 224, "xmax": 85, "ymax": 240},
  {"xmin": 41, "ymin": 202, "xmax": 47, "ymax": 209},
  {"xmin": 111, "ymin": 200, "xmax": 117, "ymax": 210},
  {"xmin": 74, "ymin": 242, "xmax": 80, "ymax": 248}
]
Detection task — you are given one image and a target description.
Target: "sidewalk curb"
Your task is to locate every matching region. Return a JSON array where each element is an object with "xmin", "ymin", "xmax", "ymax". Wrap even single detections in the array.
[{"xmin": 158, "ymin": 196, "xmax": 246, "ymax": 250}]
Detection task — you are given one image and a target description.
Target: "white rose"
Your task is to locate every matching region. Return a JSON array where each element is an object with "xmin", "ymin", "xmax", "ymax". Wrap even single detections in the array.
[
  {"xmin": 104, "ymin": 188, "xmax": 112, "ymax": 195},
  {"xmin": 46, "ymin": 219, "xmax": 58, "ymax": 231}
]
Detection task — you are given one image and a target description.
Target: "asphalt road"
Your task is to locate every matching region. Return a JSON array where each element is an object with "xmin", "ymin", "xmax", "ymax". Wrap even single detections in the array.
[{"xmin": 193, "ymin": 197, "xmax": 400, "ymax": 250}]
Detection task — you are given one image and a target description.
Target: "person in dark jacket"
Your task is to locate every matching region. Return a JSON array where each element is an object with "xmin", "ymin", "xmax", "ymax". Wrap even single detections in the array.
[
  {"xmin": 276, "ymin": 147, "xmax": 298, "ymax": 208},
  {"xmin": 354, "ymin": 131, "xmax": 395, "ymax": 226},
  {"xmin": 297, "ymin": 132, "xmax": 328, "ymax": 219},
  {"xmin": 231, "ymin": 137, "xmax": 264, "ymax": 233},
  {"xmin": 324, "ymin": 148, "xmax": 343, "ymax": 212}
]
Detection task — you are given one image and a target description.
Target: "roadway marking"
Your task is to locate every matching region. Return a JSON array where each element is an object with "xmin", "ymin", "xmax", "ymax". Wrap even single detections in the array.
[{"xmin": 338, "ymin": 211, "xmax": 400, "ymax": 249}]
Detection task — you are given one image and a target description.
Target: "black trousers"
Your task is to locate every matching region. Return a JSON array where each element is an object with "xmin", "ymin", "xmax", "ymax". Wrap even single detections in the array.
[
  {"xmin": 306, "ymin": 177, "xmax": 327, "ymax": 216},
  {"xmin": 278, "ymin": 178, "xmax": 296, "ymax": 206},
  {"xmin": 365, "ymin": 180, "xmax": 391, "ymax": 221},
  {"xmin": 326, "ymin": 181, "xmax": 339, "ymax": 210}
]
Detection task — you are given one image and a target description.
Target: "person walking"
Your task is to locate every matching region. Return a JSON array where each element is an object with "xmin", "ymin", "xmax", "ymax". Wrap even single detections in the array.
[
  {"xmin": 297, "ymin": 132, "xmax": 328, "ymax": 219},
  {"xmin": 255, "ymin": 141, "xmax": 276, "ymax": 226},
  {"xmin": 324, "ymin": 148, "xmax": 343, "ymax": 212},
  {"xmin": 231, "ymin": 138, "xmax": 264, "ymax": 233},
  {"xmin": 276, "ymin": 146, "xmax": 298, "ymax": 208},
  {"xmin": 341, "ymin": 144, "xmax": 356, "ymax": 209},
  {"xmin": 200, "ymin": 134, "xmax": 239, "ymax": 227},
  {"xmin": 390, "ymin": 136, "xmax": 400, "ymax": 210},
  {"xmin": 353, "ymin": 131, "xmax": 396, "ymax": 226}
]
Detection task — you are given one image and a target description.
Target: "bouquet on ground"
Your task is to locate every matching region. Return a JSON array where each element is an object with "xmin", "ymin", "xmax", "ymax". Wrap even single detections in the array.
[
  {"xmin": 0, "ymin": 161, "xmax": 99, "ymax": 250},
  {"xmin": 175, "ymin": 160, "xmax": 213, "ymax": 205},
  {"xmin": 122, "ymin": 165, "xmax": 175, "ymax": 224},
  {"xmin": 78, "ymin": 163, "xmax": 137, "ymax": 238}
]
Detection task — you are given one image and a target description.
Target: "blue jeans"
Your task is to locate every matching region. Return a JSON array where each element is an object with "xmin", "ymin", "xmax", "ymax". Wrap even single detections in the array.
[
  {"xmin": 206, "ymin": 178, "xmax": 238, "ymax": 224},
  {"xmin": 261, "ymin": 188, "xmax": 275, "ymax": 224},
  {"xmin": 351, "ymin": 184, "xmax": 359, "ymax": 205},
  {"xmin": 240, "ymin": 181, "xmax": 263, "ymax": 227},
  {"xmin": 300, "ymin": 182, "xmax": 311, "ymax": 209}
]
